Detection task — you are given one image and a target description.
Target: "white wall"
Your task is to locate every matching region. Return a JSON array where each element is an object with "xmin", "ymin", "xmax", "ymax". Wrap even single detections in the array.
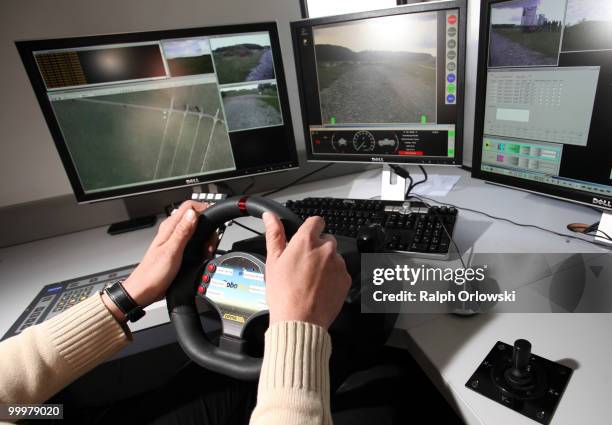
[
  {"xmin": 0, "ymin": 0, "xmax": 304, "ymax": 207},
  {"xmin": 0, "ymin": 0, "xmax": 481, "ymax": 209}
]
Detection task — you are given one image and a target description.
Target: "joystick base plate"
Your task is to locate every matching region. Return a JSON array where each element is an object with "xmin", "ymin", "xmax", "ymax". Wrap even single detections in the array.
[{"xmin": 466, "ymin": 341, "xmax": 572, "ymax": 424}]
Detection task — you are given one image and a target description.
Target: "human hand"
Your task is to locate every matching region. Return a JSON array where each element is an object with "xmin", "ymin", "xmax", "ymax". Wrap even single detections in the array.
[
  {"xmin": 103, "ymin": 201, "xmax": 216, "ymax": 321},
  {"xmin": 262, "ymin": 212, "xmax": 351, "ymax": 330}
]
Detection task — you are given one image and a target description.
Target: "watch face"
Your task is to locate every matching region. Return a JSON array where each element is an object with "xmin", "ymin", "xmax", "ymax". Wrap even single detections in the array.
[{"xmin": 198, "ymin": 252, "xmax": 267, "ymax": 337}]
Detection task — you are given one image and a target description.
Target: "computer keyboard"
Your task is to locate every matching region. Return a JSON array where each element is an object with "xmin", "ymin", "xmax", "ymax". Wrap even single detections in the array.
[{"xmin": 284, "ymin": 197, "xmax": 458, "ymax": 258}]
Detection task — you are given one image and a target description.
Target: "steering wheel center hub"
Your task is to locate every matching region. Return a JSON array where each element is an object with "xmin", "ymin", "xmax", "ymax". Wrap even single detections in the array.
[{"xmin": 199, "ymin": 252, "xmax": 267, "ymax": 338}]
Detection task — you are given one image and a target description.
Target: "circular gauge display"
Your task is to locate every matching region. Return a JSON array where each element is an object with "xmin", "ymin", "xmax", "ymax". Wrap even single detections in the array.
[
  {"xmin": 352, "ymin": 131, "xmax": 376, "ymax": 152},
  {"xmin": 332, "ymin": 133, "xmax": 350, "ymax": 152}
]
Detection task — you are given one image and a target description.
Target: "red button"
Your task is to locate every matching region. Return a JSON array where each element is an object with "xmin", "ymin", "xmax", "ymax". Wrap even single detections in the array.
[
  {"xmin": 398, "ymin": 150, "xmax": 424, "ymax": 156},
  {"xmin": 207, "ymin": 264, "xmax": 216, "ymax": 272},
  {"xmin": 197, "ymin": 285, "xmax": 205, "ymax": 294},
  {"xmin": 202, "ymin": 274, "xmax": 210, "ymax": 283},
  {"xmin": 448, "ymin": 15, "xmax": 457, "ymax": 25}
]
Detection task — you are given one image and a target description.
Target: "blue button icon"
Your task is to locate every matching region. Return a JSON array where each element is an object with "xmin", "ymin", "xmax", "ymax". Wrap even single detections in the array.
[
  {"xmin": 447, "ymin": 94, "xmax": 456, "ymax": 103},
  {"xmin": 447, "ymin": 73, "xmax": 456, "ymax": 83}
]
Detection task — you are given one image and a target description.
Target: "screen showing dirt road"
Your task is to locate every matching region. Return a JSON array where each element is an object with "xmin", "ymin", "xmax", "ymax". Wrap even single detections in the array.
[{"xmin": 294, "ymin": 6, "xmax": 463, "ymax": 164}]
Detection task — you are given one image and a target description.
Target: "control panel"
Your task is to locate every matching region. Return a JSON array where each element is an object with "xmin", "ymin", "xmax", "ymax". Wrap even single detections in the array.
[
  {"xmin": 2, "ymin": 265, "xmax": 136, "ymax": 340},
  {"xmin": 310, "ymin": 125, "xmax": 455, "ymax": 158}
]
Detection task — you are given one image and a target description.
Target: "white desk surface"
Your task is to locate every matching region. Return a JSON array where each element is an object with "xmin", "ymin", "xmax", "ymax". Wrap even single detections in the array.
[{"xmin": 0, "ymin": 167, "xmax": 610, "ymax": 425}]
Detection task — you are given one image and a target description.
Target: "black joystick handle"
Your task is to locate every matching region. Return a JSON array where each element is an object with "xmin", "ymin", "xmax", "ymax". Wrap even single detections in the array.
[{"xmin": 511, "ymin": 339, "xmax": 532, "ymax": 379}]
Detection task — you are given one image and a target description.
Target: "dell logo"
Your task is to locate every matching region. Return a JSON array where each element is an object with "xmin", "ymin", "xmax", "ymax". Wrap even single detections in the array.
[
  {"xmin": 593, "ymin": 197, "xmax": 612, "ymax": 208},
  {"xmin": 186, "ymin": 178, "xmax": 200, "ymax": 184},
  {"xmin": 371, "ymin": 157, "xmax": 384, "ymax": 162}
]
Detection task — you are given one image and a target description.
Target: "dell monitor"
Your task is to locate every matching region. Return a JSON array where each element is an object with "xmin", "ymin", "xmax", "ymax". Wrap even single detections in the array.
[
  {"xmin": 291, "ymin": 0, "xmax": 466, "ymax": 166},
  {"xmin": 472, "ymin": 0, "xmax": 612, "ymax": 218},
  {"xmin": 16, "ymin": 22, "xmax": 298, "ymax": 204}
]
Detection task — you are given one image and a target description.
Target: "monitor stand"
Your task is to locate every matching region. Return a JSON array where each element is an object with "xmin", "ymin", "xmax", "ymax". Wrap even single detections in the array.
[
  {"xmin": 595, "ymin": 211, "xmax": 612, "ymax": 245},
  {"xmin": 380, "ymin": 165, "xmax": 408, "ymax": 201},
  {"xmin": 107, "ymin": 198, "xmax": 158, "ymax": 235}
]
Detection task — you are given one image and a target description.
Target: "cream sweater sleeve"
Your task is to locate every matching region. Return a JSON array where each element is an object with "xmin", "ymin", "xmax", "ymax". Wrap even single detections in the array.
[
  {"xmin": 249, "ymin": 321, "xmax": 333, "ymax": 425},
  {"xmin": 0, "ymin": 293, "xmax": 130, "ymax": 404}
]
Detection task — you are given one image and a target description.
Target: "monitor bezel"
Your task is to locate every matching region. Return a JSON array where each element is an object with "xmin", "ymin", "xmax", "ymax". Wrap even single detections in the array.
[
  {"xmin": 16, "ymin": 22, "xmax": 299, "ymax": 203},
  {"xmin": 471, "ymin": 0, "xmax": 612, "ymax": 212},
  {"xmin": 291, "ymin": 0, "xmax": 467, "ymax": 166}
]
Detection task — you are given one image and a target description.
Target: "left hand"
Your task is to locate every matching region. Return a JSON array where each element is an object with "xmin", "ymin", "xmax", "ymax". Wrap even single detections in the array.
[{"xmin": 103, "ymin": 201, "xmax": 216, "ymax": 320}]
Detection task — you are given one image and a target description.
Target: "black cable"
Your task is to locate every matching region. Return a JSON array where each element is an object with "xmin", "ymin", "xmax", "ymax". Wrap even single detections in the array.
[
  {"xmin": 407, "ymin": 165, "xmax": 428, "ymax": 195},
  {"xmin": 409, "ymin": 194, "xmax": 612, "ymax": 250},
  {"xmin": 262, "ymin": 163, "xmax": 334, "ymax": 197},
  {"xmin": 230, "ymin": 220, "xmax": 263, "ymax": 236},
  {"xmin": 389, "ymin": 164, "xmax": 428, "ymax": 198},
  {"xmin": 588, "ymin": 229, "xmax": 612, "ymax": 242},
  {"xmin": 389, "ymin": 164, "xmax": 413, "ymax": 193}
]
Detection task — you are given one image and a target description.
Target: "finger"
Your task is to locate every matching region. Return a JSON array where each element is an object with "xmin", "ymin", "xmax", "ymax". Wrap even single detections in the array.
[
  {"xmin": 319, "ymin": 234, "xmax": 338, "ymax": 252},
  {"xmin": 204, "ymin": 231, "xmax": 219, "ymax": 259},
  {"xmin": 156, "ymin": 201, "xmax": 205, "ymax": 244},
  {"xmin": 165, "ymin": 207, "xmax": 198, "ymax": 253},
  {"xmin": 298, "ymin": 216, "xmax": 326, "ymax": 241},
  {"xmin": 262, "ymin": 212, "xmax": 286, "ymax": 261}
]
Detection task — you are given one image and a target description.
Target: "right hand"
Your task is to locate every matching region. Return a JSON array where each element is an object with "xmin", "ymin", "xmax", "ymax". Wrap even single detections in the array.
[{"xmin": 262, "ymin": 212, "xmax": 352, "ymax": 330}]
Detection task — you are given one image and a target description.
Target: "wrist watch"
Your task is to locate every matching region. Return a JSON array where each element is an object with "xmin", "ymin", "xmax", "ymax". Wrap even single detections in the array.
[{"xmin": 104, "ymin": 280, "xmax": 146, "ymax": 322}]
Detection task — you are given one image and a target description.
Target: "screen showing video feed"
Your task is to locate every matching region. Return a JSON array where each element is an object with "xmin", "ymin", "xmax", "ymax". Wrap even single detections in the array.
[
  {"xmin": 480, "ymin": 0, "xmax": 612, "ymax": 200},
  {"xmin": 294, "ymin": 6, "xmax": 462, "ymax": 164},
  {"xmin": 32, "ymin": 30, "xmax": 291, "ymax": 195}
]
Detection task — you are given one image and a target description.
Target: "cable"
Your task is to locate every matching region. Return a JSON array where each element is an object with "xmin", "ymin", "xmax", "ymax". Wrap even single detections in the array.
[
  {"xmin": 588, "ymin": 229, "xmax": 612, "ymax": 242},
  {"xmin": 262, "ymin": 163, "xmax": 334, "ymax": 197},
  {"xmin": 229, "ymin": 220, "xmax": 263, "ymax": 236},
  {"xmin": 408, "ymin": 194, "xmax": 612, "ymax": 250},
  {"xmin": 389, "ymin": 164, "xmax": 413, "ymax": 193},
  {"xmin": 389, "ymin": 164, "xmax": 429, "ymax": 198},
  {"xmin": 408, "ymin": 165, "xmax": 428, "ymax": 195}
]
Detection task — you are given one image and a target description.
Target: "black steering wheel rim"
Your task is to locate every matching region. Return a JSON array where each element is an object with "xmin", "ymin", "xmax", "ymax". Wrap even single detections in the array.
[{"xmin": 166, "ymin": 196, "xmax": 302, "ymax": 381}]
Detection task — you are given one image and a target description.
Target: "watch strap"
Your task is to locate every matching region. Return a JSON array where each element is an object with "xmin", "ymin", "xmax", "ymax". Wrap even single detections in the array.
[{"xmin": 104, "ymin": 280, "xmax": 146, "ymax": 322}]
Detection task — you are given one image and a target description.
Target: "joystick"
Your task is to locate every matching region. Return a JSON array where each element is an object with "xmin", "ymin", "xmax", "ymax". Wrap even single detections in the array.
[
  {"xmin": 466, "ymin": 339, "xmax": 573, "ymax": 424},
  {"xmin": 505, "ymin": 339, "xmax": 534, "ymax": 389}
]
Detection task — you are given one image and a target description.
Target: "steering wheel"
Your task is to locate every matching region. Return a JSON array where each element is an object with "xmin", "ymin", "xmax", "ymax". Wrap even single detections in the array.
[{"xmin": 166, "ymin": 196, "xmax": 302, "ymax": 381}]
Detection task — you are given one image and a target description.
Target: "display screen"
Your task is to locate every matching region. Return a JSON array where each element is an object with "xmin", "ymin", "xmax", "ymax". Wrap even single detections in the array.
[
  {"xmin": 477, "ymin": 0, "xmax": 612, "ymax": 204},
  {"xmin": 17, "ymin": 23, "xmax": 298, "ymax": 202},
  {"xmin": 200, "ymin": 254, "xmax": 267, "ymax": 336},
  {"xmin": 293, "ymin": 4, "xmax": 464, "ymax": 164}
]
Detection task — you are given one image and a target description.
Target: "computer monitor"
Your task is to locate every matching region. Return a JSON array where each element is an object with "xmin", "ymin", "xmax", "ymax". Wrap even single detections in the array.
[
  {"xmin": 16, "ymin": 22, "xmax": 298, "ymax": 203},
  {"xmin": 291, "ymin": 0, "xmax": 466, "ymax": 165},
  {"xmin": 472, "ymin": 0, "xmax": 612, "ymax": 212}
]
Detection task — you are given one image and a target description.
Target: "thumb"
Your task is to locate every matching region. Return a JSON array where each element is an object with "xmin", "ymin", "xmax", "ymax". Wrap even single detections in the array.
[
  {"xmin": 166, "ymin": 208, "xmax": 198, "ymax": 252},
  {"xmin": 262, "ymin": 212, "xmax": 286, "ymax": 261}
]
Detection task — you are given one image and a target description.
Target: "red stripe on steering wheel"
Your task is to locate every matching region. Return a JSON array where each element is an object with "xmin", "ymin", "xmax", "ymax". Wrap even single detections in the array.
[{"xmin": 238, "ymin": 196, "xmax": 249, "ymax": 214}]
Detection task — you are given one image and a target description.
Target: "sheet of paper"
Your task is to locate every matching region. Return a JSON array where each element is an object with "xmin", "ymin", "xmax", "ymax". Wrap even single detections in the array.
[
  {"xmin": 595, "ymin": 211, "xmax": 612, "ymax": 245},
  {"xmin": 410, "ymin": 174, "xmax": 461, "ymax": 197},
  {"xmin": 347, "ymin": 170, "xmax": 460, "ymax": 199}
]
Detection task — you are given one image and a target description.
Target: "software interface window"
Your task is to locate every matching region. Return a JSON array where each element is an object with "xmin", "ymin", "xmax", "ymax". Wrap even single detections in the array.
[
  {"xmin": 296, "ymin": 8, "xmax": 461, "ymax": 161},
  {"xmin": 481, "ymin": 0, "xmax": 612, "ymax": 197},
  {"xmin": 34, "ymin": 32, "xmax": 284, "ymax": 193}
]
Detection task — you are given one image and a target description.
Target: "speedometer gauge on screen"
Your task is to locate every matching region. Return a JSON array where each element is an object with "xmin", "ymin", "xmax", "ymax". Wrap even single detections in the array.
[{"xmin": 198, "ymin": 252, "xmax": 267, "ymax": 337}]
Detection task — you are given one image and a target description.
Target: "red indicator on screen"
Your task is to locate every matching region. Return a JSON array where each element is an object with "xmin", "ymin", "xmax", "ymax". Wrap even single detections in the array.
[
  {"xmin": 398, "ymin": 150, "xmax": 424, "ymax": 156},
  {"xmin": 314, "ymin": 139, "xmax": 321, "ymax": 145},
  {"xmin": 448, "ymin": 15, "xmax": 457, "ymax": 25}
]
